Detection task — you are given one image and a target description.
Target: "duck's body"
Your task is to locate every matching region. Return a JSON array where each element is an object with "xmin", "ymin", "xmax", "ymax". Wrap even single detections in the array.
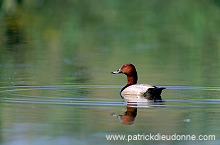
[
  {"xmin": 112, "ymin": 64, "xmax": 165, "ymax": 101},
  {"xmin": 121, "ymin": 84, "xmax": 154, "ymax": 95},
  {"xmin": 121, "ymin": 84, "xmax": 164, "ymax": 100}
]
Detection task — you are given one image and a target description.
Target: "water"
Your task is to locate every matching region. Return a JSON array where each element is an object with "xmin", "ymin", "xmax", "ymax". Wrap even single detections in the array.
[
  {"xmin": 0, "ymin": 85, "xmax": 219, "ymax": 145},
  {"xmin": 0, "ymin": 0, "xmax": 220, "ymax": 145}
]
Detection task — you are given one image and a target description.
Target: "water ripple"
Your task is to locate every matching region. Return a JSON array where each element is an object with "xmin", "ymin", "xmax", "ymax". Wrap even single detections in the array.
[{"xmin": 0, "ymin": 85, "xmax": 220, "ymax": 109}]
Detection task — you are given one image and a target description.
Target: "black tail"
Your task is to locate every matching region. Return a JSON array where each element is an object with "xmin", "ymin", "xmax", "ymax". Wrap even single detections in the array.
[{"xmin": 143, "ymin": 87, "xmax": 165, "ymax": 101}]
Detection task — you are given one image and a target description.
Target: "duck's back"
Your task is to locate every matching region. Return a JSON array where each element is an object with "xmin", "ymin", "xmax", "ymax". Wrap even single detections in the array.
[{"xmin": 121, "ymin": 84, "xmax": 154, "ymax": 96}]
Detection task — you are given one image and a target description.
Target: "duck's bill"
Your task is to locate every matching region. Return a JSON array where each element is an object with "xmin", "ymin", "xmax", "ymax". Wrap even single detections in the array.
[{"xmin": 111, "ymin": 69, "xmax": 122, "ymax": 74}]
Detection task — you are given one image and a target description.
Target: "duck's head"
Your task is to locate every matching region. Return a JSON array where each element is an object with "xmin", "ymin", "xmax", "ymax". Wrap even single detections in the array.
[
  {"xmin": 111, "ymin": 64, "xmax": 136, "ymax": 76},
  {"xmin": 112, "ymin": 64, "xmax": 138, "ymax": 85}
]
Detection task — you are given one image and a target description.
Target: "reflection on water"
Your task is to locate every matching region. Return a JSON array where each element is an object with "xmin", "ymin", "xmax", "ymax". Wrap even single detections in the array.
[
  {"xmin": 4, "ymin": 15, "xmax": 24, "ymax": 46},
  {"xmin": 113, "ymin": 101, "xmax": 165, "ymax": 125},
  {"xmin": 113, "ymin": 103, "xmax": 137, "ymax": 125},
  {"xmin": 1, "ymin": 0, "xmax": 24, "ymax": 46},
  {"xmin": 0, "ymin": 0, "xmax": 220, "ymax": 145}
]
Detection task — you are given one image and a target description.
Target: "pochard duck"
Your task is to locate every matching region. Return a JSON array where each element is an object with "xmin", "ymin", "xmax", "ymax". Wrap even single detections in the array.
[{"xmin": 112, "ymin": 64, "xmax": 165, "ymax": 100}]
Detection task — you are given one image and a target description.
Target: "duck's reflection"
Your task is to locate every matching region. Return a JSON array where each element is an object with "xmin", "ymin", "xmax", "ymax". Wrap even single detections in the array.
[
  {"xmin": 113, "ymin": 94, "xmax": 165, "ymax": 125},
  {"xmin": 114, "ymin": 103, "xmax": 137, "ymax": 125}
]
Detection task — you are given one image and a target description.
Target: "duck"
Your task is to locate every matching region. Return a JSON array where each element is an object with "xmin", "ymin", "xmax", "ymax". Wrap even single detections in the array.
[{"xmin": 111, "ymin": 64, "xmax": 165, "ymax": 100}]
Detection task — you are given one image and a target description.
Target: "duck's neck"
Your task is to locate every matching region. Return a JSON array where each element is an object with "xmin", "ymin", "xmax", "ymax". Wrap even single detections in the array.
[{"xmin": 126, "ymin": 72, "xmax": 138, "ymax": 85}]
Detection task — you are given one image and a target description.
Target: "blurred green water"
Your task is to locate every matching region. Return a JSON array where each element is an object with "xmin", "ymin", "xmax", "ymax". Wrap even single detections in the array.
[{"xmin": 0, "ymin": 0, "xmax": 220, "ymax": 86}]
